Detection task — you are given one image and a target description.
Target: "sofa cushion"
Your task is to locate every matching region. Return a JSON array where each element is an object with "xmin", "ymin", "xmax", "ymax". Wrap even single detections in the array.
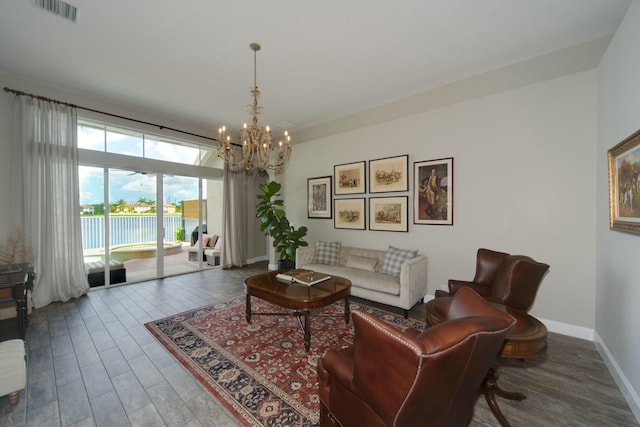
[
  {"xmin": 194, "ymin": 234, "xmax": 218, "ymax": 248},
  {"xmin": 195, "ymin": 235, "xmax": 209, "ymax": 248},
  {"xmin": 346, "ymin": 254, "xmax": 377, "ymax": 272},
  {"xmin": 343, "ymin": 247, "xmax": 387, "ymax": 271},
  {"xmin": 312, "ymin": 241, "xmax": 341, "ymax": 265},
  {"xmin": 381, "ymin": 245, "xmax": 418, "ymax": 277}
]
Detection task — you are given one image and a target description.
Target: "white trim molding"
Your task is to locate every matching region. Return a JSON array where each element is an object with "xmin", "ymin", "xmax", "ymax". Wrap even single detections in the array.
[
  {"xmin": 594, "ymin": 331, "xmax": 640, "ymax": 423},
  {"xmin": 538, "ymin": 317, "xmax": 594, "ymax": 341}
]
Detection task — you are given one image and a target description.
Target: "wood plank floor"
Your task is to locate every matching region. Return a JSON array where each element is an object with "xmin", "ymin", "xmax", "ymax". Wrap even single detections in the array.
[{"xmin": 1, "ymin": 262, "xmax": 638, "ymax": 426}]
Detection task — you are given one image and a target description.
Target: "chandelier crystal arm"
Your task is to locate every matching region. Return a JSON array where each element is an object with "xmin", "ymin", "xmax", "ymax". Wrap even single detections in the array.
[{"xmin": 216, "ymin": 42, "xmax": 292, "ymax": 172}]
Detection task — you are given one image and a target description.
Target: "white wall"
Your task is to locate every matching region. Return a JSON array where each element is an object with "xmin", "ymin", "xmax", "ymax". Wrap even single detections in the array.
[
  {"xmin": 597, "ymin": 0, "xmax": 640, "ymax": 418},
  {"xmin": 282, "ymin": 70, "xmax": 598, "ymax": 329}
]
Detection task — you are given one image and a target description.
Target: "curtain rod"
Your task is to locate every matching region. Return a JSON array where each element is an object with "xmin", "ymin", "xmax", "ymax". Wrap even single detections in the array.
[{"xmin": 3, "ymin": 86, "xmax": 220, "ymax": 143}]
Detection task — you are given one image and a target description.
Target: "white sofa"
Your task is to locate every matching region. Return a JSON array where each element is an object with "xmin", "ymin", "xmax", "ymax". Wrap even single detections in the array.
[{"xmin": 296, "ymin": 245, "xmax": 428, "ymax": 316}]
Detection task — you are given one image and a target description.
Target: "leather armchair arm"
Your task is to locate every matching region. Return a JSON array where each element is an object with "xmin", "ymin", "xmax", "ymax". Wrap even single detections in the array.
[
  {"xmin": 448, "ymin": 279, "xmax": 492, "ymax": 297},
  {"xmin": 350, "ymin": 311, "xmax": 422, "ymax": 425},
  {"xmin": 318, "ymin": 348, "xmax": 355, "ymax": 390}
]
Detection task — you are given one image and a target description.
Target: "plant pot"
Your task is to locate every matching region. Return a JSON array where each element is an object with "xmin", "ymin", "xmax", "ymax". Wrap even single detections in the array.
[{"xmin": 277, "ymin": 260, "xmax": 295, "ymax": 270}]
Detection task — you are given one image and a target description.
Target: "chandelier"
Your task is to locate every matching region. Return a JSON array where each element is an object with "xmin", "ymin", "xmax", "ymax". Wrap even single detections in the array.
[{"xmin": 217, "ymin": 43, "xmax": 292, "ymax": 172}]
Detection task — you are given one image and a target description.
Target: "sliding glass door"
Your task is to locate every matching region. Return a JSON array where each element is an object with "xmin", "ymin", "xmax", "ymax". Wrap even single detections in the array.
[
  {"xmin": 79, "ymin": 165, "xmax": 107, "ymax": 287},
  {"xmin": 80, "ymin": 167, "xmax": 213, "ymax": 287},
  {"xmin": 163, "ymin": 174, "xmax": 207, "ymax": 275},
  {"xmin": 108, "ymin": 169, "xmax": 159, "ymax": 283},
  {"xmin": 78, "ymin": 117, "xmax": 223, "ymax": 287}
]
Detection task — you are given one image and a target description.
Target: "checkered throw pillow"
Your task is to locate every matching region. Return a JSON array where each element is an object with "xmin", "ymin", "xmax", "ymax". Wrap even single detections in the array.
[
  {"xmin": 312, "ymin": 241, "xmax": 341, "ymax": 265},
  {"xmin": 381, "ymin": 245, "xmax": 418, "ymax": 277}
]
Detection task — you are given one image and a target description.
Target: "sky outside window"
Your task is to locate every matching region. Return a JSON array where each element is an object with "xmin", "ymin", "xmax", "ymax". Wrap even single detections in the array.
[{"xmin": 78, "ymin": 121, "xmax": 208, "ymax": 206}]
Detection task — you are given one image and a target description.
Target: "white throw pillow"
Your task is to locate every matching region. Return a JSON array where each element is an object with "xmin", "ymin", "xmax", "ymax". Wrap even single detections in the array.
[
  {"xmin": 381, "ymin": 245, "xmax": 418, "ymax": 277},
  {"xmin": 311, "ymin": 241, "xmax": 341, "ymax": 265},
  {"xmin": 346, "ymin": 254, "xmax": 378, "ymax": 272}
]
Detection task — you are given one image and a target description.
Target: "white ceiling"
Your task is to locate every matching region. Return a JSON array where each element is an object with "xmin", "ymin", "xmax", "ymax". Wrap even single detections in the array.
[{"xmin": 0, "ymin": 0, "xmax": 632, "ymax": 142}]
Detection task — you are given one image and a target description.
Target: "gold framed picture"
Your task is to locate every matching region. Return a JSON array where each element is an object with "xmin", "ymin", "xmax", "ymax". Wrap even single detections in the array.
[{"xmin": 608, "ymin": 129, "xmax": 640, "ymax": 235}]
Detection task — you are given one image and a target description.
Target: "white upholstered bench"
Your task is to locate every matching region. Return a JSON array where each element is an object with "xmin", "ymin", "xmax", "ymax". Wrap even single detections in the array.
[
  {"xmin": 84, "ymin": 260, "xmax": 127, "ymax": 287},
  {"xmin": 0, "ymin": 339, "xmax": 26, "ymax": 407}
]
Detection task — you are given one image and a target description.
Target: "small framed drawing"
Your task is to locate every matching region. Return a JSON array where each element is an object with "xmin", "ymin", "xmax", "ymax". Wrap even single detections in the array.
[
  {"xmin": 608, "ymin": 129, "xmax": 640, "ymax": 234},
  {"xmin": 369, "ymin": 196, "xmax": 408, "ymax": 232},
  {"xmin": 369, "ymin": 154, "xmax": 409, "ymax": 193},
  {"xmin": 334, "ymin": 198, "xmax": 366, "ymax": 230},
  {"xmin": 334, "ymin": 161, "xmax": 366, "ymax": 195},
  {"xmin": 414, "ymin": 157, "xmax": 454, "ymax": 225},
  {"xmin": 308, "ymin": 176, "xmax": 332, "ymax": 219}
]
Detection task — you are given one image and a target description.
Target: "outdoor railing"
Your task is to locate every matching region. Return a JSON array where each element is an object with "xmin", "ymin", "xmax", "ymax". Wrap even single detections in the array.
[{"xmin": 81, "ymin": 215, "xmax": 183, "ymax": 249}]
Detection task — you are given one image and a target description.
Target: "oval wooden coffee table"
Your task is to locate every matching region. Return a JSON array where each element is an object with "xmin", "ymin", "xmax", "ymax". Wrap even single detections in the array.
[{"xmin": 244, "ymin": 270, "xmax": 351, "ymax": 352}]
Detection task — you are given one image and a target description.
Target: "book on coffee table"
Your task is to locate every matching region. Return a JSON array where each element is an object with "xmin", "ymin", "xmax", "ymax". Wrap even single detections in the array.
[{"xmin": 276, "ymin": 269, "xmax": 331, "ymax": 286}]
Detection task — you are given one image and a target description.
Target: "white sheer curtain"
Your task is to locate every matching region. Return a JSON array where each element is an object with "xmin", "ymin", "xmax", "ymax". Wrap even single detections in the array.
[
  {"xmin": 11, "ymin": 96, "xmax": 89, "ymax": 308},
  {"xmin": 221, "ymin": 162, "xmax": 247, "ymax": 268}
]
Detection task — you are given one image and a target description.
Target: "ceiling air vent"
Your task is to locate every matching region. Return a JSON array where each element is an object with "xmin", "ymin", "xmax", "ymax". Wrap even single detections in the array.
[{"xmin": 35, "ymin": 0, "xmax": 78, "ymax": 22}]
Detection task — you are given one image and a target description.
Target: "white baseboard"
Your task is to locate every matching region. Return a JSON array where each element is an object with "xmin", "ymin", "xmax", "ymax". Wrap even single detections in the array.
[
  {"xmin": 593, "ymin": 331, "xmax": 640, "ymax": 423},
  {"xmin": 246, "ymin": 255, "xmax": 268, "ymax": 265},
  {"xmin": 537, "ymin": 317, "xmax": 594, "ymax": 341},
  {"xmin": 424, "ymin": 293, "xmax": 594, "ymax": 341}
]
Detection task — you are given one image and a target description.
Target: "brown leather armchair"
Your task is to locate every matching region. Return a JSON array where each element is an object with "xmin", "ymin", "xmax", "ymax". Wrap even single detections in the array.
[
  {"xmin": 317, "ymin": 287, "xmax": 516, "ymax": 427},
  {"xmin": 436, "ymin": 248, "xmax": 549, "ymax": 313}
]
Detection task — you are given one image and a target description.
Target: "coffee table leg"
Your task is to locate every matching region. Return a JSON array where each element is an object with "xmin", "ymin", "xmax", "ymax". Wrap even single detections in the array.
[
  {"xmin": 304, "ymin": 311, "xmax": 311, "ymax": 352},
  {"xmin": 245, "ymin": 293, "xmax": 252, "ymax": 324},
  {"xmin": 344, "ymin": 296, "xmax": 350, "ymax": 324}
]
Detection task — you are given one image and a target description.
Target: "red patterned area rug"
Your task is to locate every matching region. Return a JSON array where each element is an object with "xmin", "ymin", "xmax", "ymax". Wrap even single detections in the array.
[{"xmin": 145, "ymin": 295, "xmax": 424, "ymax": 427}]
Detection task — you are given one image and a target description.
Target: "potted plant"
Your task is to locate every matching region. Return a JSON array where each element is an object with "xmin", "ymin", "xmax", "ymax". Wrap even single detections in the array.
[{"xmin": 256, "ymin": 180, "xmax": 308, "ymax": 269}]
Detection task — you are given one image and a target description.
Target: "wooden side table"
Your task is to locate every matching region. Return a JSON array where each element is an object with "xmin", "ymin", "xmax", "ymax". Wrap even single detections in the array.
[
  {"xmin": 482, "ymin": 308, "xmax": 547, "ymax": 427},
  {"xmin": 425, "ymin": 297, "xmax": 547, "ymax": 427}
]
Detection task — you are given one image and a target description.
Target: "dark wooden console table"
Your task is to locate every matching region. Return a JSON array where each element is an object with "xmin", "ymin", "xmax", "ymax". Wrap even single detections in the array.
[{"xmin": 0, "ymin": 264, "xmax": 35, "ymax": 340}]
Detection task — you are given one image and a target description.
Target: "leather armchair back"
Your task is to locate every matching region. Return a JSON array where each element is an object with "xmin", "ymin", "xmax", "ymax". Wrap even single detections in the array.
[
  {"xmin": 318, "ymin": 288, "xmax": 515, "ymax": 427},
  {"xmin": 449, "ymin": 248, "xmax": 549, "ymax": 313},
  {"xmin": 473, "ymin": 248, "xmax": 508, "ymax": 286}
]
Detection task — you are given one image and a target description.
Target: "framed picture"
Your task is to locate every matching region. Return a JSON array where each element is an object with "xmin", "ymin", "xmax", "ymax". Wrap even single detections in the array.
[
  {"xmin": 369, "ymin": 155, "xmax": 409, "ymax": 193},
  {"xmin": 369, "ymin": 196, "xmax": 408, "ymax": 232},
  {"xmin": 608, "ymin": 129, "xmax": 640, "ymax": 235},
  {"xmin": 334, "ymin": 161, "xmax": 366, "ymax": 195},
  {"xmin": 307, "ymin": 176, "xmax": 332, "ymax": 219},
  {"xmin": 414, "ymin": 157, "xmax": 454, "ymax": 225},
  {"xmin": 334, "ymin": 198, "xmax": 366, "ymax": 230}
]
